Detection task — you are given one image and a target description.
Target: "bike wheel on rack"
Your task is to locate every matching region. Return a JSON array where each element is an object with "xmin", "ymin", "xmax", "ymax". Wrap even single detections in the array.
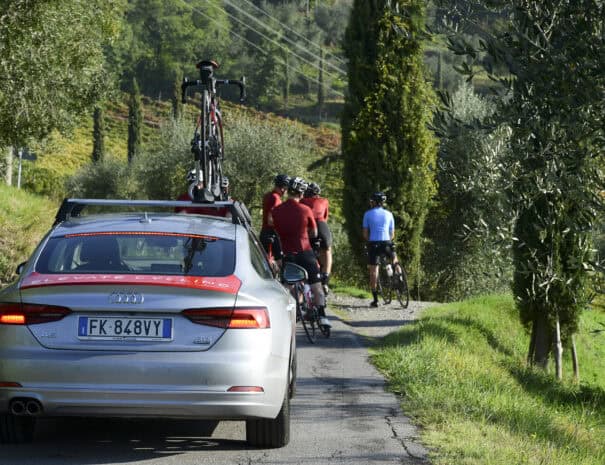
[
  {"xmin": 201, "ymin": 89, "xmax": 212, "ymax": 190},
  {"xmin": 394, "ymin": 268, "xmax": 410, "ymax": 309},
  {"xmin": 378, "ymin": 260, "xmax": 393, "ymax": 304}
]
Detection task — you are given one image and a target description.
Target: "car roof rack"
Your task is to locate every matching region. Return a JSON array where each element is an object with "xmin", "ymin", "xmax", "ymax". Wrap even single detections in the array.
[{"xmin": 54, "ymin": 198, "xmax": 253, "ymax": 229}]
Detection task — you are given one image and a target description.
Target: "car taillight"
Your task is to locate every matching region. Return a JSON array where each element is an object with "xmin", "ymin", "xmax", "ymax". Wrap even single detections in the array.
[
  {"xmin": 0, "ymin": 303, "xmax": 71, "ymax": 325},
  {"xmin": 182, "ymin": 307, "xmax": 270, "ymax": 329}
]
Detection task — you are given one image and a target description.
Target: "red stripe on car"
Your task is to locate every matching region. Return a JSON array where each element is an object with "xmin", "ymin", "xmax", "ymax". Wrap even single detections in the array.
[{"xmin": 20, "ymin": 273, "xmax": 242, "ymax": 294}]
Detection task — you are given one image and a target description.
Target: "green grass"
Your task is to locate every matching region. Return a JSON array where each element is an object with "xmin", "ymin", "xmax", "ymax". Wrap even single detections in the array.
[
  {"xmin": 372, "ymin": 294, "xmax": 605, "ymax": 465},
  {"xmin": 329, "ymin": 284, "xmax": 371, "ymax": 299},
  {"xmin": 0, "ymin": 184, "xmax": 57, "ymax": 286}
]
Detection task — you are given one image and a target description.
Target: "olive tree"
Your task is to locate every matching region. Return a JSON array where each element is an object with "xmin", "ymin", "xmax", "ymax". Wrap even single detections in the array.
[
  {"xmin": 0, "ymin": 0, "xmax": 124, "ymax": 180},
  {"xmin": 436, "ymin": 0, "xmax": 605, "ymax": 378}
]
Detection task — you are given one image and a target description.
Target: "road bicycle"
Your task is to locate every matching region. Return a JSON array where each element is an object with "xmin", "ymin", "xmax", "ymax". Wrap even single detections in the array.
[
  {"xmin": 181, "ymin": 60, "xmax": 245, "ymax": 202},
  {"xmin": 282, "ymin": 262, "xmax": 330, "ymax": 344},
  {"xmin": 376, "ymin": 253, "xmax": 410, "ymax": 309}
]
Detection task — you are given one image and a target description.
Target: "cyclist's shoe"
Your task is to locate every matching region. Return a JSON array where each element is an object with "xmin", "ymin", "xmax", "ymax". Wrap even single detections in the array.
[
  {"xmin": 319, "ymin": 317, "xmax": 331, "ymax": 328},
  {"xmin": 370, "ymin": 300, "xmax": 379, "ymax": 308},
  {"xmin": 322, "ymin": 283, "xmax": 330, "ymax": 296}
]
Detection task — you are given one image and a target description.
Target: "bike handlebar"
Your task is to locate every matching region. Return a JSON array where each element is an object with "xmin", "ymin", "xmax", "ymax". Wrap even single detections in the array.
[{"xmin": 181, "ymin": 76, "xmax": 246, "ymax": 103}]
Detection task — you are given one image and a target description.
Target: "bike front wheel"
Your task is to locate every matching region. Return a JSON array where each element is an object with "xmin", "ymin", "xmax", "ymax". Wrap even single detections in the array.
[{"xmin": 299, "ymin": 302, "xmax": 317, "ymax": 344}]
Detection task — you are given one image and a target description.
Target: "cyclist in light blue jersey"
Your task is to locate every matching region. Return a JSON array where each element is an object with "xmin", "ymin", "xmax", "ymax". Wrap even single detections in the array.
[{"xmin": 362, "ymin": 192, "xmax": 402, "ymax": 307}]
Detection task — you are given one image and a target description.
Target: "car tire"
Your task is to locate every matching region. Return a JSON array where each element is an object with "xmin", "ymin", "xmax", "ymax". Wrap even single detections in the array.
[
  {"xmin": 246, "ymin": 389, "xmax": 290, "ymax": 448},
  {"xmin": 0, "ymin": 414, "xmax": 36, "ymax": 444},
  {"xmin": 289, "ymin": 351, "xmax": 297, "ymax": 399}
]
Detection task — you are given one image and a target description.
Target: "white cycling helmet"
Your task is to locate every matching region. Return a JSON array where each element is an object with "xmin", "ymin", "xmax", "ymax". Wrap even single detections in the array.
[{"xmin": 288, "ymin": 176, "xmax": 308, "ymax": 194}]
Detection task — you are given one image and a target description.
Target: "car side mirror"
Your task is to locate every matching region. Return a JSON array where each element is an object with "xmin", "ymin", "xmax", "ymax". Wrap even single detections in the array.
[
  {"xmin": 282, "ymin": 262, "xmax": 308, "ymax": 284},
  {"xmin": 15, "ymin": 261, "xmax": 27, "ymax": 275}
]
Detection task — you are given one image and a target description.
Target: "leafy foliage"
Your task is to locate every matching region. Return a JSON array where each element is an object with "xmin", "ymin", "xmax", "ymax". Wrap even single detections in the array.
[
  {"xmin": 115, "ymin": 0, "xmax": 230, "ymax": 96},
  {"xmin": 0, "ymin": 0, "xmax": 124, "ymax": 147},
  {"xmin": 423, "ymin": 83, "xmax": 511, "ymax": 301},
  {"xmin": 222, "ymin": 108, "xmax": 312, "ymax": 212}
]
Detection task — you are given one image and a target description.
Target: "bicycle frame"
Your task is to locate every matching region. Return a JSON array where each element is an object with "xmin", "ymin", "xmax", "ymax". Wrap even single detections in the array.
[{"xmin": 181, "ymin": 60, "xmax": 245, "ymax": 202}]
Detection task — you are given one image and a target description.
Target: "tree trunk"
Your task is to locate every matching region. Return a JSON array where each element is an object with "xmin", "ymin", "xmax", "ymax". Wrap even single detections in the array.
[
  {"xmin": 4, "ymin": 146, "xmax": 13, "ymax": 186},
  {"xmin": 527, "ymin": 321, "xmax": 536, "ymax": 365},
  {"xmin": 531, "ymin": 313, "xmax": 551, "ymax": 369},
  {"xmin": 437, "ymin": 50, "xmax": 443, "ymax": 90},
  {"xmin": 554, "ymin": 316, "xmax": 563, "ymax": 380},
  {"xmin": 571, "ymin": 335, "xmax": 580, "ymax": 383}
]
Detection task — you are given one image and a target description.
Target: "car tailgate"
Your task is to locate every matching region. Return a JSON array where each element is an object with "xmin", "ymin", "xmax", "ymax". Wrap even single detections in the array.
[{"xmin": 18, "ymin": 274, "xmax": 241, "ymax": 352}]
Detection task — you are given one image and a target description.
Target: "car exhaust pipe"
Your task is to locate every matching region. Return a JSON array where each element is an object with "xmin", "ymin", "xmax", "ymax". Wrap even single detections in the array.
[
  {"xmin": 9, "ymin": 399, "xmax": 26, "ymax": 415},
  {"xmin": 25, "ymin": 400, "xmax": 42, "ymax": 416}
]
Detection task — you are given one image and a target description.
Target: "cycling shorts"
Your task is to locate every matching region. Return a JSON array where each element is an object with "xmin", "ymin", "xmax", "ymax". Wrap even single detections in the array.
[
  {"xmin": 284, "ymin": 250, "xmax": 322, "ymax": 284},
  {"xmin": 260, "ymin": 228, "xmax": 283, "ymax": 260},
  {"xmin": 367, "ymin": 241, "xmax": 396, "ymax": 266},
  {"xmin": 316, "ymin": 221, "xmax": 333, "ymax": 250}
]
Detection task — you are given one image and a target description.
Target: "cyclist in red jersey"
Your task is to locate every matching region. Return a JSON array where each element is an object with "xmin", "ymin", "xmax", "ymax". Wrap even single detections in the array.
[
  {"xmin": 301, "ymin": 182, "xmax": 333, "ymax": 290},
  {"xmin": 271, "ymin": 176, "xmax": 330, "ymax": 329},
  {"xmin": 260, "ymin": 174, "xmax": 289, "ymax": 267},
  {"xmin": 175, "ymin": 170, "xmax": 231, "ymax": 217}
]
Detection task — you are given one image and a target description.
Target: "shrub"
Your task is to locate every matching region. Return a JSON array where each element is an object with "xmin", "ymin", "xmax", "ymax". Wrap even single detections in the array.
[
  {"xmin": 222, "ymin": 112, "xmax": 311, "ymax": 214},
  {"xmin": 422, "ymin": 83, "xmax": 511, "ymax": 301}
]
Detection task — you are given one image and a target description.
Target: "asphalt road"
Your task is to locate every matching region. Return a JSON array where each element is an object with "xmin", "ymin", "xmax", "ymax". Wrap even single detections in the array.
[{"xmin": 0, "ymin": 298, "xmax": 432, "ymax": 465}]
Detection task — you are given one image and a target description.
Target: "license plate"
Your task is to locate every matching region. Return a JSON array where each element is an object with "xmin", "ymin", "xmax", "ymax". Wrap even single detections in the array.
[{"xmin": 78, "ymin": 316, "xmax": 173, "ymax": 341}]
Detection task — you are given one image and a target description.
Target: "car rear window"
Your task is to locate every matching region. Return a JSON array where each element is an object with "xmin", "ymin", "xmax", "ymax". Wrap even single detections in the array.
[{"xmin": 35, "ymin": 232, "xmax": 235, "ymax": 277}]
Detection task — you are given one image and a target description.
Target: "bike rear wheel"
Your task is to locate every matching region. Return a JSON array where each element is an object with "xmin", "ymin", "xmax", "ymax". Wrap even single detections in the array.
[
  {"xmin": 378, "ymin": 260, "xmax": 393, "ymax": 304},
  {"xmin": 300, "ymin": 302, "xmax": 317, "ymax": 343},
  {"xmin": 393, "ymin": 268, "xmax": 410, "ymax": 309}
]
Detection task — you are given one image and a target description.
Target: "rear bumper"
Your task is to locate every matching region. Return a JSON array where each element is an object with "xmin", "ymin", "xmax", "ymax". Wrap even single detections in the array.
[
  {"xmin": 0, "ymin": 334, "xmax": 289, "ymax": 420},
  {"xmin": 0, "ymin": 386, "xmax": 279, "ymax": 419}
]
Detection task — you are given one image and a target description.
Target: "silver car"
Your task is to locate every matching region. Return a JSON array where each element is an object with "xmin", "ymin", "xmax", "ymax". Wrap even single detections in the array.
[{"xmin": 0, "ymin": 199, "xmax": 298, "ymax": 448}]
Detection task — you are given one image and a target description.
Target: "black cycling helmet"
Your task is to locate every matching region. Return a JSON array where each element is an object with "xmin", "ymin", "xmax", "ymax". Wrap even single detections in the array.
[
  {"xmin": 308, "ymin": 182, "xmax": 321, "ymax": 195},
  {"xmin": 274, "ymin": 174, "xmax": 290, "ymax": 188},
  {"xmin": 370, "ymin": 192, "xmax": 387, "ymax": 204},
  {"xmin": 288, "ymin": 176, "xmax": 308, "ymax": 195}
]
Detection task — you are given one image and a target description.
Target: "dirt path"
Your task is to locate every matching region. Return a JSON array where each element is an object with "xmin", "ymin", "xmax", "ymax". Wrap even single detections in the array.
[{"xmin": 327, "ymin": 291, "xmax": 438, "ymax": 340}]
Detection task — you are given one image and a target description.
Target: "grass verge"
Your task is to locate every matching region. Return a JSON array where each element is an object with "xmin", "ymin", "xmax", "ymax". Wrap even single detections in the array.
[
  {"xmin": 372, "ymin": 294, "xmax": 605, "ymax": 465},
  {"xmin": 0, "ymin": 184, "xmax": 56, "ymax": 286}
]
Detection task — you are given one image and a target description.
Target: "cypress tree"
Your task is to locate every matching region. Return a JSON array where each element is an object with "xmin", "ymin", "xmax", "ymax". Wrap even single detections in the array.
[
  {"xmin": 317, "ymin": 48, "xmax": 325, "ymax": 121},
  {"xmin": 127, "ymin": 78, "xmax": 143, "ymax": 164},
  {"xmin": 341, "ymin": 0, "xmax": 438, "ymax": 286},
  {"xmin": 171, "ymin": 69, "xmax": 183, "ymax": 119},
  {"xmin": 92, "ymin": 105, "xmax": 105, "ymax": 163},
  {"xmin": 283, "ymin": 53, "xmax": 290, "ymax": 113}
]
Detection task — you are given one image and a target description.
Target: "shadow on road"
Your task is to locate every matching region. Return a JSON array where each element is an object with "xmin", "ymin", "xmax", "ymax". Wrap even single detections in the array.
[{"xmin": 0, "ymin": 417, "xmax": 250, "ymax": 464}]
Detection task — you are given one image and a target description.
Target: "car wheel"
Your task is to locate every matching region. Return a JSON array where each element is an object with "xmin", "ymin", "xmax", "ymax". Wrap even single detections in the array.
[
  {"xmin": 246, "ymin": 389, "xmax": 290, "ymax": 448},
  {"xmin": 0, "ymin": 414, "xmax": 36, "ymax": 444},
  {"xmin": 289, "ymin": 351, "xmax": 297, "ymax": 399}
]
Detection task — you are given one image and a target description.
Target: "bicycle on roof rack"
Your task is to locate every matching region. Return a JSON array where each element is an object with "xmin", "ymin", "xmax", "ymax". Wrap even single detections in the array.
[{"xmin": 181, "ymin": 60, "xmax": 246, "ymax": 203}]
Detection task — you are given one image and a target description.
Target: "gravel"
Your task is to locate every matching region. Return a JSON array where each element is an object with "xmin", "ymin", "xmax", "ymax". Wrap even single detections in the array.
[{"xmin": 327, "ymin": 292, "xmax": 440, "ymax": 340}]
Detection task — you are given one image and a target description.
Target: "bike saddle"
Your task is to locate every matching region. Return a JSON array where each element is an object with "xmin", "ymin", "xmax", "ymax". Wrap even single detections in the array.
[{"xmin": 197, "ymin": 60, "xmax": 219, "ymax": 70}]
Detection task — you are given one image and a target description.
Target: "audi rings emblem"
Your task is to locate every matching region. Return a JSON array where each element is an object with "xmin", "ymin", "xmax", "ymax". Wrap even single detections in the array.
[{"xmin": 109, "ymin": 290, "xmax": 144, "ymax": 304}]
